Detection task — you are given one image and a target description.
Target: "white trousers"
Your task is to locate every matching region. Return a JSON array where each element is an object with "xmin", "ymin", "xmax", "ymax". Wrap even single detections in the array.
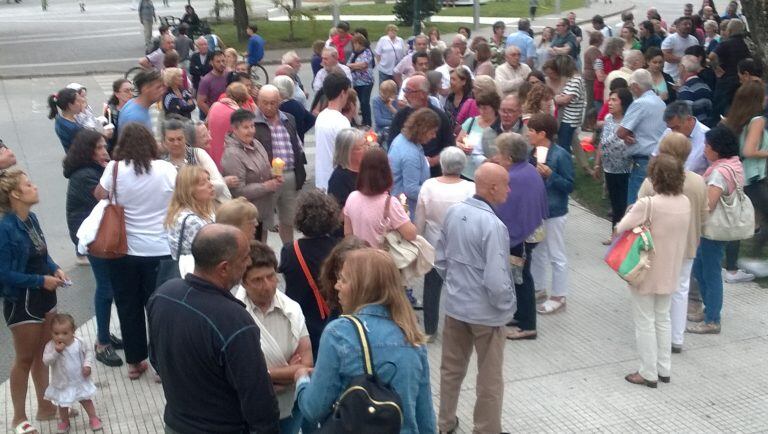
[
  {"xmin": 531, "ymin": 216, "xmax": 569, "ymax": 297},
  {"xmin": 671, "ymin": 259, "xmax": 694, "ymax": 346},
  {"xmin": 631, "ymin": 291, "xmax": 672, "ymax": 381}
]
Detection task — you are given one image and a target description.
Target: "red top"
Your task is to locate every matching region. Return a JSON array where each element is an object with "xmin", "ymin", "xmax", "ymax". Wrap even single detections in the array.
[
  {"xmin": 330, "ymin": 33, "xmax": 353, "ymax": 63},
  {"xmin": 594, "ymin": 55, "xmax": 623, "ymax": 104}
]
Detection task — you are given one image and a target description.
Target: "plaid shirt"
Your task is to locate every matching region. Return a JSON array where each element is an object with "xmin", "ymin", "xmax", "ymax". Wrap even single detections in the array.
[{"xmin": 269, "ymin": 119, "xmax": 294, "ymax": 170}]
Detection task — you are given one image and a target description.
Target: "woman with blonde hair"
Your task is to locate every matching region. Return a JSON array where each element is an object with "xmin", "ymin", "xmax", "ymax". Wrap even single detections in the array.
[
  {"xmin": 224, "ymin": 47, "xmax": 239, "ymax": 70},
  {"xmin": 638, "ymin": 130, "xmax": 708, "ymax": 352},
  {"xmin": 215, "ymin": 197, "xmax": 259, "ymax": 240},
  {"xmin": 165, "ymin": 165, "xmax": 216, "ymax": 260},
  {"xmin": 294, "ymin": 248, "xmax": 436, "ymax": 433},
  {"xmin": 162, "ymin": 67, "xmax": 196, "ymax": 119}
]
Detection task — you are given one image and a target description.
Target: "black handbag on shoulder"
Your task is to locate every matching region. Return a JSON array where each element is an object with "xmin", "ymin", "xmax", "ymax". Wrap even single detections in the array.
[
  {"xmin": 318, "ymin": 315, "xmax": 403, "ymax": 434},
  {"xmin": 155, "ymin": 214, "xmax": 192, "ymax": 289}
]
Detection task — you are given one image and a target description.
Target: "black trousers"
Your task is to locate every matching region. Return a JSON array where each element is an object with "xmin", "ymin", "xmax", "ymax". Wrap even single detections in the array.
[
  {"xmin": 107, "ymin": 254, "xmax": 168, "ymax": 364},
  {"xmin": 605, "ymin": 172, "xmax": 629, "ymax": 227},
  {"xmin": 423, "ymin": 268, "xmax": 443, "ymax": 335},
  {"xmin": 355, "ymin": 84, "xmax": 374, "ymax": 127},
  {"xmin": 511, "ymin": 242, "xmax": 537, "ymax": 331}
]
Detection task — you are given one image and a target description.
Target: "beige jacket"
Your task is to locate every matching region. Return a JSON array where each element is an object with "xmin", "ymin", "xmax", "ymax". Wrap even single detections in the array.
[
  {"xmin": 638, "ymin": 171, "xmax": 708, "ymax": 258},
  {"xmin": 615, "ymin": 195, "xmax": 691, "ymax": 295},
  {"xmin": 220, "ymin": 133, "xmax": 275, "ymax": 227},
  {"xmin": 495, "ymin": 62, "xmax": 532, "ymax": 95}
]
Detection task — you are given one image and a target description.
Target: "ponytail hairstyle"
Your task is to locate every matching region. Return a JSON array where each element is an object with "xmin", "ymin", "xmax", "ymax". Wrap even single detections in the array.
[
  {"xmin": 108, "ymin": 78, "xmax": 131, "ymax": 106},
  {"xmin": 47, "ymin": 88, "xmax": 79, "ymax": 120}
]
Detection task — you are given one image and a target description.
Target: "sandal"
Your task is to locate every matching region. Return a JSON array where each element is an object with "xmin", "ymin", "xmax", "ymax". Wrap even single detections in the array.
[
  {"xmin": 535, "ymin": 290, "xmax": 548, "ymax": 303},
  {"xmin": 89, "ymin": 416, "xmax": 104, "ymax": 432},
  {"xmin": 537, "ymin": 298, "xmax": 566, "ymax": 315},
  {"xmin": 686, "ymin": 322, "xmax": 721, "ymax": 334},
  {"xmin": 56, "ymin": 420, "xmax": 71, "ymax": 434},
  {"xmin": 38, "ymin": 407, "xmax": 76, "ymax": 421},
  {"xmin": 14, "ymin": 421, "xmax": 37, "ymax": 434},
  {"xmin": 506, "ymin": 327, "xmax": 538, "ymax": 340},
  {"xmin": 128, "ymin": 360, "xmax": 149, "ymax": 380}
]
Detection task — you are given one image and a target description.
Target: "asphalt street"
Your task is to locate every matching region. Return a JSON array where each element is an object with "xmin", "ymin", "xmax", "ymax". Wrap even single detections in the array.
[{"xmin": 0, "ymin": 0, "xmax": 697, "ymax": 379}]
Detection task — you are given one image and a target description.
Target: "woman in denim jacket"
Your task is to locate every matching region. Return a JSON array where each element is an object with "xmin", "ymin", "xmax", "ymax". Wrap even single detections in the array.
[
  {"xmin": 0, "ymin": 169, "xmax": 70, "ymax": 434},
  {"xmin": 294, "ymin": 248, "xmax": 436, "ymax": 433}
]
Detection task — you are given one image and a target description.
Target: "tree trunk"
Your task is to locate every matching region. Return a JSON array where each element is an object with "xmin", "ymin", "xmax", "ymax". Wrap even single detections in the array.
[
  {"xmin": 741, "ymin": 0, "xmax": 768, "ymax": 78},
  {"xmin": 233, "ymin": 0, "xmax": 249, "ymax": 42}
]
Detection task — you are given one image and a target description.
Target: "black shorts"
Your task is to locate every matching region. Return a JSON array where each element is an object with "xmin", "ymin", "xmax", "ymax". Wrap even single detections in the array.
[{"xmin": 3, "ymin": 288, "xmax": 57, "ymax": 328}]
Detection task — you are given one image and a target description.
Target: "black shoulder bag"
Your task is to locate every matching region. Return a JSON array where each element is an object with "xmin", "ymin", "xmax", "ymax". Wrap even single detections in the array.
[
  {"xmin": 155, "ymin": 213, "xmax": 192, "ymax": 289},
  {"xmin": 318, "ymin": 315, "xmax": 403, "ymax": 434}
]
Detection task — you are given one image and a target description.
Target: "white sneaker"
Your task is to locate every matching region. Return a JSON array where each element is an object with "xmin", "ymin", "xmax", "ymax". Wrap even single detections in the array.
[{"xmin": 724, "ymin": 269, "xmax": 755, "ymax": 283}]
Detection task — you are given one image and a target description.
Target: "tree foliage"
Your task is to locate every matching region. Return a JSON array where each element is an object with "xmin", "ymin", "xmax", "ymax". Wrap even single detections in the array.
[
  {"xmin": 740, "ymin": 0, "xmax": 768, "ymax": 77},
  {"xmin": 273, "ymin": 0, "xmax": 316, "ymax": 41},
  {"xmin": 393, "ymin": 0, "xmax": 441, "ymax": 27}
]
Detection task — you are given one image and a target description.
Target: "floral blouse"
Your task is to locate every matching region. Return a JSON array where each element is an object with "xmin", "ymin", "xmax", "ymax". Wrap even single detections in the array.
[
  {"xmin": 349, "ymin": 48, "xmax": 374, "ymax": 87},
  {"xmin": 599, "ymin": 114, "xmax": 632, "ymax": 174},
  {"xmin": 166, "ymin": 209, "xmax": 213, "ymax": 260}
]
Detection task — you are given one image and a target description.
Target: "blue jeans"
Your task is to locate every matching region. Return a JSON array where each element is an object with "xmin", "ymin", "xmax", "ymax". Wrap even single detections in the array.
[
  {"xmin": 279, "ymin": 403, "xmax": 317, "ymax": 434},
  {"xmin": 354, "ymin": 83, "xmax": 374, "ymax": 127},
  {"xmin": 88, "ymin": 255, "xmax": 114, "ymax": 345},
  {"xmin": 627, "ymin": 156, "xmax": 649, "ymax": 206},
  {"xmin": 557, "ymin": 122, "xmax": 578, "ymax": 154},
  {"xmin": 692, "ymin": 238, "xmax": 725, "ymax": 324}
]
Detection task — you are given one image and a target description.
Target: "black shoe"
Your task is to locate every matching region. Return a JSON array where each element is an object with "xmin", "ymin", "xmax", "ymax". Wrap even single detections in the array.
[
  {"xmin": 671, "ymin": 344, "xmax": 682, "ymax": 354},
  {"xmin": 95, "ymin": 345, "xmax": 124, "ymax": 367},
  {"xmin": 658, "ymin": 376, "xmax": 670, "ymax": 383},
  {"xmin": 110, "ymin": 333, "xmax": 124, "ymax": 349}
]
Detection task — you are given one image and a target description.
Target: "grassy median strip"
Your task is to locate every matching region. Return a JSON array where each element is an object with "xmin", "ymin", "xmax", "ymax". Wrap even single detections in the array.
[{"xmin": 329, "ymin": 0, "xmax": 586, "ymax": 18}]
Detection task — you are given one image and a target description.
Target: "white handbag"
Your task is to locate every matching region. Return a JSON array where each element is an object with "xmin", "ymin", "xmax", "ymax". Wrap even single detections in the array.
[{"xmin": 703, "ymin": 164, "xmax": 755, "ymax": 241}]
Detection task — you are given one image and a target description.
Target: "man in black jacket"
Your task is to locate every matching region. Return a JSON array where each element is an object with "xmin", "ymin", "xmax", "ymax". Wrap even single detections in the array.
[
  {"xmin": 148, "ymin": 224, "xmax": 279, "ymax": 434},
  {"xmin": 386, "ymin": 75, "xmax": 455, "ymax": 177},
  {"xmin": 253, "ymin": 85, "xmax": 307, "ymax": 243},
  {"xmin": 188, "ymin": 36, "xmax": 213, "ymax": 93}
]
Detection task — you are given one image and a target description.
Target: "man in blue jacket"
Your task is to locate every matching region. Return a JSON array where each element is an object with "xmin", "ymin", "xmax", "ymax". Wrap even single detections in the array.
[{"xmin": 246, "ymin": 24, "xmax": 265, "ymax": 71}]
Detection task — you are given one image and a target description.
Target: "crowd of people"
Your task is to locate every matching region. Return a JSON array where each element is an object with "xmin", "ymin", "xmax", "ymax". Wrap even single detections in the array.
[{"xmin": 1, "ymin": 0, "xmax": 768, "ymax": 433}]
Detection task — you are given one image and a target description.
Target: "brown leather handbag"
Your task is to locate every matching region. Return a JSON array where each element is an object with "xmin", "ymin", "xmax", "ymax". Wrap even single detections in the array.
[{"xmin": 88, "ymin": 162, "xmax": 128, "ymax": 259}]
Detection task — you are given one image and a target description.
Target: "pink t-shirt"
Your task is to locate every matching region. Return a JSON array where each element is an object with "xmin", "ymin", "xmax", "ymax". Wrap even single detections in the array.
[{"xmin": 344, "ymin": 192, "xmax": 410, "ymax": 248}]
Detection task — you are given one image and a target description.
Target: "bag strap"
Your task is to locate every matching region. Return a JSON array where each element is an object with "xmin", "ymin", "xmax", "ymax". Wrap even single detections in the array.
[
  {"xmin": 341, "ymin": 315, "xmax": 374, "ymax": 376},
  {"xmin": 642, "ymin": 196, "xmax": 653, "ymax": 227},
  {"xmin": 714, "ymin": 163, "xmax": 742, "ymax": 194},
  {"xmin": 293, "ymin": 240, "xmax": 331, "ymax": 320},
  {"xmin": 382, "ymin": 193, "xmax": 392, "ymax": 221},
  {"xmin": 176, "ymin": 214, "xmax": 193, "ymax": 258},
  {"xmin": 110, "ymin": 162, "xmax": 119, "ymax": 204}
]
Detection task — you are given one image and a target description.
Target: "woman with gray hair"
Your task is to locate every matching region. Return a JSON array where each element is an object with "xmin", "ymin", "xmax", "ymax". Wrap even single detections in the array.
[
  {"xmin": 492, "ymin": 132, "xmax": 548, "ymax": 340},
  {"xmin": 327, "ymin": 128, "xmax": 367, "ymax": 209},
  {"xmin": 414, "ymin": 146, "xmax": 475, "ymax": 341},
  {"xmin": 275, "ymin": 75, "xmax": 316, "ymax": 142}
]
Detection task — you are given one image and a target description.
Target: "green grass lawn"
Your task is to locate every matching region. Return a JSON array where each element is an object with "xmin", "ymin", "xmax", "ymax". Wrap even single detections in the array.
[
  {"xmin": 329, "ymin": 0, "xmax": 584, "ymax": 18},
  {"xmin": 212, "ymin": 20, "xmax": 461, "ymax": 51}
]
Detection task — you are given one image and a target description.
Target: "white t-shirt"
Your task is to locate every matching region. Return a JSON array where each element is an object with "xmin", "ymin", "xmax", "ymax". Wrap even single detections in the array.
[
  {"xmin": 314, "ymin": 109, "xmax": 350, "ymax": 191},
  {"xmin": 414, "ymin": 178, "xmax": 475, "ymax": 246},
  {"xmin": 99, "ymin": 160, "xmax": 177, "ymax": 256},
  {"xmin": 661, "ymin": 33, "xmax": 699, "ymax": 80},
  {"xmin": 374, "ymin": 35, "xmax": 406, "ymax": 75}
]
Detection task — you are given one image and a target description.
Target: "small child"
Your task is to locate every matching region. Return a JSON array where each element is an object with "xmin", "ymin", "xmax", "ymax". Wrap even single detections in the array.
[
  {"xmin": 43, "ymin": 313, "xmax": 102, "ymax": 433},
  {"xmin": 372, "ymin": 79, "xmax": 398, "ymax": 140}
]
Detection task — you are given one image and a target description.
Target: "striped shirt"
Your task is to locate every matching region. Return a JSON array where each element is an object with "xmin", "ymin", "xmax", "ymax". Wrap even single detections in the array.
[
  {"xmin": 560, "ymin": 76, "xmax": 585, "ymax": 126},
  {"xmin": 269, "ymin": 120, "xmax": 294, "ymax": 170}
]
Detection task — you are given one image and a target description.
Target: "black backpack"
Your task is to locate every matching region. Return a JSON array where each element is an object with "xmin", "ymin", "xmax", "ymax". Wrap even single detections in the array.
[{"xmin": 318, "ymin": 315, "xmax": 403, "ymax": 434}]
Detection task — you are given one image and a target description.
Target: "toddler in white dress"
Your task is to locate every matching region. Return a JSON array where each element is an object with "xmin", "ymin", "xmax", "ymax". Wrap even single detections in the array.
[{"xmin": 43, "ymin": 313, "xmax": 103, "ymax": 433}]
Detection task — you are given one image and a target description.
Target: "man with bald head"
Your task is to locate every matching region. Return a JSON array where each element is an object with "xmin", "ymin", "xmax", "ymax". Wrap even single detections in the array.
[
  {"xmin": 386, "ymin": 75, "xmax": 455, "ymax": 176},
  {"xmin": 604, "ymin": 49, "xmax": 644, "ymax": 101},
  {"xmin": 436, "ymin": 162, "xmax": 515, "ymax": 434},
  {"xmin": 148, "ymin": 224, "xmax": 280, "ymax": 434},
  {"xmin": 253, "ymin": 84, "xmax": 306, "ymax": 243}
]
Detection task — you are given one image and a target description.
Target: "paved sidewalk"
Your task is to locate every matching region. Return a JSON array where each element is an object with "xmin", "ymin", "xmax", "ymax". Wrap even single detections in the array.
[{"xmin": 3, "ymin": 201, "xmax": 767, "ymax": 433}]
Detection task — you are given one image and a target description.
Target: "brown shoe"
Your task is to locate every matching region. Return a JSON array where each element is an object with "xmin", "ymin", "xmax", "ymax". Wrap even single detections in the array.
[
  {"xmin": 625, "ymin": 372, "xmax": 657, "ymax": 388},
  {"xmin": 686, "ymin": 322, "xmax": 721, "ymax": 334},
  {"xmin": 506, "ymin": 327, "xmax": 538, "ymax": 340},
  {"xmin": 687, "ymin": 311, "xmax": 704, "ymax": 322}
]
